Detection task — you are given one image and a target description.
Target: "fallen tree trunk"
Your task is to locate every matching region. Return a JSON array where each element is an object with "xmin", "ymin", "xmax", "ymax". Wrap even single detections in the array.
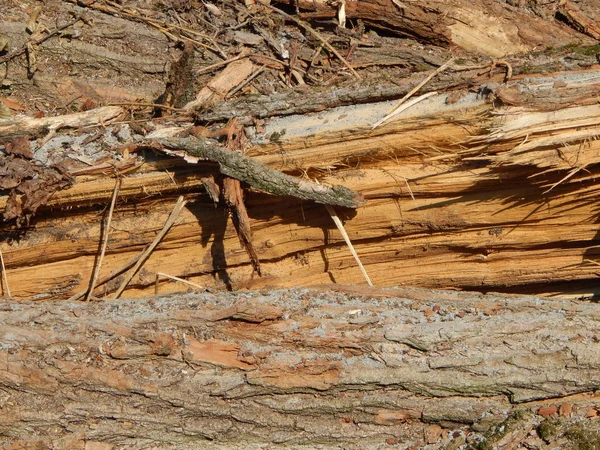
[
  {"xmin": 2, "ymin": 64, "xmax": 600, "ymax": 299},
  {"xmin": 1, "ymin": 0, "xmax": 600, "ymax": 299},
  {"xmin": 2, "ymin": 1, "xmax": 600, "ymax": 448},
  {"xmin": 1, "ymin": 286, "xmax": 600, "ymax": 449}
]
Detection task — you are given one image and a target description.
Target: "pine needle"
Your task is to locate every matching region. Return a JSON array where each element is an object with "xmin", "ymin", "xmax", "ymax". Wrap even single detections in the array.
[
  {"xmin": 264, "ymin": 4, "xmax": 360, "ymax": 79},
  {"xmin": 155, "ymin": 272, "xmax": 204, "ymax": 295},
  {"xmin": 372, "ymin": 57, "xmax": 454, "ymax": 130}
]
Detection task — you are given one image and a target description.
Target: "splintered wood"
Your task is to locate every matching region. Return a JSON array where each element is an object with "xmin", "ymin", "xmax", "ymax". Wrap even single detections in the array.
[
  {"xmin": 2, "ymin": 67, "xmax": 600, "ymax": 300},
  {"xmin": 1, "ymin": 0, "xmax": 600, "ymax": 300}
]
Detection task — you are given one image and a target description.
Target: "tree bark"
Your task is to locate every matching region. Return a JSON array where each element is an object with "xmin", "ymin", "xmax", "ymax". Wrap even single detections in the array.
[{"xmin": 1, "ymin": 285, "xmax": 600, "ymax": 449}]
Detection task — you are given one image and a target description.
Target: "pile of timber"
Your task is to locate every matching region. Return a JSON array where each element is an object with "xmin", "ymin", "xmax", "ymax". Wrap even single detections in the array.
[
  {"xmin": 1, "ymin": 0, "xmax": 599, "ymax": 300},
  {"xmin": 2, "ymin": 0, "xmax": 600, "ymax": 449}
]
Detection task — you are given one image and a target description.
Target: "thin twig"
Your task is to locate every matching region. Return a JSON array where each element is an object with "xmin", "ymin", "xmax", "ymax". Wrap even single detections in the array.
[
  {"xmin": 0, "ymin": 245, "xmax": 11, "ymax": 298},
  {"xmin": 325, "ymin": 205, "xmax": 373, "ymax": 286},
  {"xmin": 263, "ymin": 4, "xmax": 360, "ymax": 79},
  {"xmin": 155, "ymin": 272, "xmax": 204, "ymax": 295},
  {"xmin": 226, "ymin": 65, "xmax": 266, "ymax": 98},
  {"xmin": 114, "ymin": 196, "xmax": 187, "ymax": 298},
  {"xmin": 372, "ymin": 57, "xmax": 454, "ymax": 130},
  {"xmin": 85, "ymin": 177, "xmax": 121, "ymax": 301},
  {"xmin": 107, "ymin": 102, "xmax": 185, "ymax": 111}
]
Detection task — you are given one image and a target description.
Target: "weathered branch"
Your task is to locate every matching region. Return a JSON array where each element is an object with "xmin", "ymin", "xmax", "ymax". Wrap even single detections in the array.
[{"xmin": 153, "ymin": 137, "xmax": 364, "ymax": 208}]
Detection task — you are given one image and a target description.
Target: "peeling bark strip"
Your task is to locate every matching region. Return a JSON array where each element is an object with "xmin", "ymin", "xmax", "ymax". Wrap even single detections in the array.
[
  {"xmin": 154, "ymin": 137, "xmax": 364, "ymax": 208},
  {"xmin": 2, "ymin": 286, "xmax": 600, "ymax": 448}
]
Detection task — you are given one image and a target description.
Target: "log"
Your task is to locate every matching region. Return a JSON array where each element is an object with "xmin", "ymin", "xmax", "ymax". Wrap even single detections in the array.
[
  {"xmin": 1, "ymin": 286, "xmax": 600, "ymax": 449},
  {"xmin": 2, "ymin": 1, "xmax": 600, "ymax": 448},
  {"xmin": 3, "ymin": 64, "xmax": 600, "ymax": 299}
]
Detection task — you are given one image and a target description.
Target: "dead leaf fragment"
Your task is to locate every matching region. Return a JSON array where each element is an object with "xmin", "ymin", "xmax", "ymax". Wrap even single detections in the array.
[
  {"xmin": 1, "ymin": 97, "xmax": 27, "ymax": 112},
  {"xmin": 26, "ymin": 5, "xmax": 43, "ymax": 34},
  {"xmin": 3, "ymin": 136, "xmax": 33, "ymax": 159},
  {"xmin": 204, "ymin": 3, "xmax": 222, "ymax": 16},
  {"xmin": 537, "ymin": 405, "xmax": 558, "ymax": 417},
  {"xmin": 0, "ymin": 155, "xmax": 71, "ymax": 227}
]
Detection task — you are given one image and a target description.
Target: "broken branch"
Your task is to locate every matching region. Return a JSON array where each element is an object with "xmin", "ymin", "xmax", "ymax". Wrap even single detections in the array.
[{"xmin": 152, "ymin": 137, "xmax": 364, "ymax": 208}]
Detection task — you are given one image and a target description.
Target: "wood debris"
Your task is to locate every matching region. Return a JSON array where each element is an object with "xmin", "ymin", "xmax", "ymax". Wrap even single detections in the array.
[{"xmin": 0, "ymin": 0, "xmax": 599, "ymax": 301}]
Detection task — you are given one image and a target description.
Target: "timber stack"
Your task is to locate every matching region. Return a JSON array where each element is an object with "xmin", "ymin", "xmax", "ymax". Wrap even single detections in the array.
[{"xmin": 1, "ymin": 0, "xmax": 600, "ymax": 448}]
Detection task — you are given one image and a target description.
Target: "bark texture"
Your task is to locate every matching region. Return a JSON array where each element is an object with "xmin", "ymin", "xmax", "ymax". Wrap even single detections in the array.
[{"xmin": 1, "ymin": 286, "xmax": 600, "ymax": 449}]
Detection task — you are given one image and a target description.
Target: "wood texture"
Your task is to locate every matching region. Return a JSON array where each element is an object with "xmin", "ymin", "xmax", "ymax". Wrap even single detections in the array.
[
  {"xmin": 3, "ymin": 66, "xmax": 600, "ymax": 299},
  {"xmin": 1, "ymin": 286, "xmax": 600, "ymax": 448}
]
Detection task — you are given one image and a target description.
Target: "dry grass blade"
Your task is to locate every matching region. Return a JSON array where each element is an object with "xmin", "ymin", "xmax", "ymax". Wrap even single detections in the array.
[
  {"xmin": 85, "ymin": 177, "xmax": 121, "ymax": 301},
  {"xmin": 372, "ymin": 91, "xmax": 438, "ymax": 130},
  {"xmin": 264, "ymin": 4, "xmax": 361, "ymax": 79},
  {"xmin": 155, "ymin": 272, "xmax": 204, "ymax": 295},
  {"xmin": 325, "ymin": 205, "xmax": 373, "ymax": 286},
  {"xmin": 114, "ymin": 195, "xmax": 187, "ymax": 298},
  {"xmin": 0, "ymin": 245, "xmax": 11, "ymax": 298},
  {"xmin": 372, "ymin": 57, "xmax": 454, "ymax": 129}
]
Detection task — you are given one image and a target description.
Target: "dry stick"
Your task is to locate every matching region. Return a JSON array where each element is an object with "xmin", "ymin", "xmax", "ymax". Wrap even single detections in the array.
[
  {"xmin": 325, "ymin": 205, "xmax": 373, "ymax": 287},
  {"xmin": 263, "ymin": 4, "xmax": 360, "ymax": 79},
  {"xmin": 67, "ymin": 252, "xmax": 141, "ymax": 301},
  {"xmin": 155, "ymin": 137, "xmax": 363, "ymax": 208},
  {"xmin": 0, "ymin": 245, "xmax": 11, "ymax": 298},
  {"xmin": 107, "ymin": 102, "xmax": 185, "ymax": 112},
  {"xmin": 226, "ymin": 65, "xmax": 266, "ymax": 98},
  {"xmin": 155, "ymin": 272, "xmax": 204, "ymax": 295},
  {"xmin": 371, "ymin": 57, "xmax": 455, "ymax": 130},
  {"xmin": 114, "ymin": 196, "xmax": 187, "ymax": 298},
  {"xmin": 85, "ymin": 177, "xmax": 121, "ymax": 301}
]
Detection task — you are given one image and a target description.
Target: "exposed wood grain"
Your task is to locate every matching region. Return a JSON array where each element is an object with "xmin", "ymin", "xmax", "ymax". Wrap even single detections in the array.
[{"xmin": 2, "ymin": 67, "xmax": 600, "ymax": 299}]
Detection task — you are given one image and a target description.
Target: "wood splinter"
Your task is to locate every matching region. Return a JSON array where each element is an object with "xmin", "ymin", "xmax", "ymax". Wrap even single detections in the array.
[{"xmin": 152, "ymin": 137, "xmax": 364, "ymax": 208}]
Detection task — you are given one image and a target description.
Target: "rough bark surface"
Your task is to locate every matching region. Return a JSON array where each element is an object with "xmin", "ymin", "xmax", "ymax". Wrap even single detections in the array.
[{"xmin": 1, "ymin": 286, "xmax": 600, "ymax": 449}]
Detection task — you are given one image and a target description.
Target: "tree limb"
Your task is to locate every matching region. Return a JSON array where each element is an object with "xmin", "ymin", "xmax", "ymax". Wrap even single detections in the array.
[{"xmin": 152, "ymin": 137, "xmax": 364, "ymax": 208}]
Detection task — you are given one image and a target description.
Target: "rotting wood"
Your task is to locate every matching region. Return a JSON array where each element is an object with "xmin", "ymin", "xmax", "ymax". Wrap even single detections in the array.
[
  {"xmin": 0, "ymin": 106, "xmax": 124, "ymax": 139},
  {"xmin": 1, "ymin": 286, "xmax": 600, "ymax": 448},
  {"xmin": 193, "ymin": 49, "xmax": 600, "ymax": 124},
  {"xmin": 277, "ymin": 0, "xmax": 596, "ymax": 56},
  {"xmin": 0, "ymin": 14, "xmax": 83, "ymax": 65},
  {"xmin": 152, "ymin": 137, "xmax": 364, "ymax": 208}
]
